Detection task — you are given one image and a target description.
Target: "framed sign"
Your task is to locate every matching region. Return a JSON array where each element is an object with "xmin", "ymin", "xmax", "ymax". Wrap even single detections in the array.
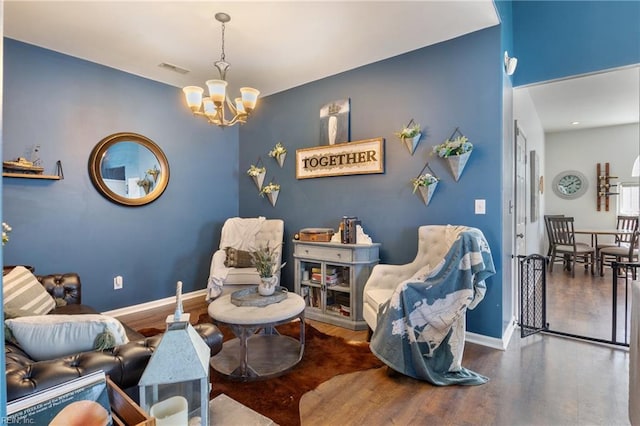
[{"xmin": 296, "ymin": 138, "xmax": 384, "ymax": 179}]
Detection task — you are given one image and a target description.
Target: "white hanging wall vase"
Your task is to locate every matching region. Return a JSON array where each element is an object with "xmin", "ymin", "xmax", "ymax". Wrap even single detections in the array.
[
  {"xmin": 446, "ymin": 150, "xmax": 472, "ymax": 181},
  {"xmin": 403, "ymin": 133, "xmax": 421, "ymax": 155},
  {"xmin": 267, "ymin": 190, "xmax": 279, "ymax": 207},
  {"xmin": 252, "ymin": 171, "xmax": 266, "ymax": 190},
  {"xmin": 276, "ymin": 153, "xmax": 286, "ymax": 168},
  {"xmin": 417, "ymin": 182, "xmax": 438, "ymax": 205}
]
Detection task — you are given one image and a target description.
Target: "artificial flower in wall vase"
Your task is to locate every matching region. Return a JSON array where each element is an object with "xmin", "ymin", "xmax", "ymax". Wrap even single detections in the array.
[
  {"xmin": 247, "ymin": 162, "xmax": 266, "ymax": 190},
  {"xmin": 411, "ymin": 173, "xmax": 439, "ymax": 206},
  {"xmin": 260, "ymin": 181, "xmax": 280, "ymax": 207},
  {"xmin": 2, "ymin": 222, "xmax": 12, "ymax": 245},
  {"xmin": 395, "ymin": 120, "xmax": 422, "ymax": 155},
  {"xmin": 268, "ymin": 142, "xmax": 287, "ymax": 168},
  {"xmin": 433, "ymin": 129, "xmax": 473, "ymax": 181}
]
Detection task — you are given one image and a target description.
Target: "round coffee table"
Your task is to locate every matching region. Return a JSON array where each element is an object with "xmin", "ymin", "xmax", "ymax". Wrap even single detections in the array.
[{"xmin": 208, "ymin": 291, "xmax": 306, "ymax": 381}]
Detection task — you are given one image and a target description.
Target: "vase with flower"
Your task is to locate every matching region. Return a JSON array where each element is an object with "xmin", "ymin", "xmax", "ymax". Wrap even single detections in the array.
[
  {"xmin": 268, "ymin": 142, "xmax": 287, "ymax": 168},
  {"xmin": 395, "ymin": 119, "xmax": 422, "ymax": 155},
  {"xmin": 411, "ymin": 163, "xmax": 439, "ymax": 205},
  {"xmin": 247, "ymin": 160, "xmax": 266, "ymax": 190},
  {"xmin": 433, "ymin": 128, "xmax": 473, "ymax": 181},
  {"xmin": 250, "ymin": 244, "xmax": 285, "ymax": 296},
  {"xmin": 260, "ymin": 181, "xmax": 280, "ymax": 207}
]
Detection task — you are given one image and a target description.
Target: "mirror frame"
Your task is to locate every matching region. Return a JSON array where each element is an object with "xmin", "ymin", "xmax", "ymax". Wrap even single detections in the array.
[{"xmin": 88, "ymin": 132, "xmax": 170, "ymax": 206}]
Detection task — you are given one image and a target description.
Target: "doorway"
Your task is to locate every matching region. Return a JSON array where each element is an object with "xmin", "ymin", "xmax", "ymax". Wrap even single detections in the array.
[{"xmin": 513, "ymin": 65, "xmax": 640, "ymax": 343}]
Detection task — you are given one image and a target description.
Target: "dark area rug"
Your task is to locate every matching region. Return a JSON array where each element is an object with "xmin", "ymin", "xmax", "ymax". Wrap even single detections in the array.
[{"xmin": 138, "ymin": 314, "xmax": 383, "ymax": 426}]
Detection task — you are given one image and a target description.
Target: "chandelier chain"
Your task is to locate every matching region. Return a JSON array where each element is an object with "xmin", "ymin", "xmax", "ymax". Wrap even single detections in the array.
[{"xmin": 220, "ymin": 21, "xmax": 226, "ymax": 62}]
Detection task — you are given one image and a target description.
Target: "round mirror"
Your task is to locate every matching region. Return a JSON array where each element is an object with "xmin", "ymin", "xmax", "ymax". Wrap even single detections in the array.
[{"xmin": 89, "ymin": 132, "xmax": 170, "ymax": 206}]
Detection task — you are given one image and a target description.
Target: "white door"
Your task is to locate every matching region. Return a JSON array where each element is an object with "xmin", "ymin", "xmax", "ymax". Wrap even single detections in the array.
[{"xmin": 513, "ymin": 121, "xmax": 528, "ymax": 321}]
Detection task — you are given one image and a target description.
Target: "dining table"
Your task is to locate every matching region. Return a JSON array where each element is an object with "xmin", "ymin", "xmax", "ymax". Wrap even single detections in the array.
[{"xmin": 574, "ymin": 228, "xmax": 634, "ymax": 248}]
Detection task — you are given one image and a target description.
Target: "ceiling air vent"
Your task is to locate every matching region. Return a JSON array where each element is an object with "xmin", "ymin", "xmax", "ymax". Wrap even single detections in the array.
[{"xmin": 158, "ymin": 62, "xmax": 190, "ymax": 75}]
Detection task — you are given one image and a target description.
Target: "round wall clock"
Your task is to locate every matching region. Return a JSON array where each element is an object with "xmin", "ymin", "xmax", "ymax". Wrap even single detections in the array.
[{"xmin": 552, "ymin": 170, "xmax": 588, "ymax": 199}]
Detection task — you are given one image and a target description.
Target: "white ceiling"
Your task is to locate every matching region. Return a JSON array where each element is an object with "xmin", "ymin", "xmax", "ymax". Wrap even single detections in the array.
[
  {"xmin": 3, "ymin": 1, "xmax": 499, "ymax": 97},
  {"xmin": 520, "ymin": 66, "xmax": 640, "ymax": 133},
  {"xmin": 5, "ymin": 2, "xmax": 637, "ymax": 133}
]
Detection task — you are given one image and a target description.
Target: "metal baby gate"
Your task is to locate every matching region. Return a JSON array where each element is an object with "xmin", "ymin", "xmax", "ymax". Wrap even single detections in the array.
[{"xmin": 518, "ymin": 255, "xmax": 635, "ymax": 347}]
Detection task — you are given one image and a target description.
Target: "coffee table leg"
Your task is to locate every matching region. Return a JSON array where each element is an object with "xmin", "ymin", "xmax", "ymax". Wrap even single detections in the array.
[{"xmin": 229, "ymin": 325, "xmax": 259, "ymax": 379}]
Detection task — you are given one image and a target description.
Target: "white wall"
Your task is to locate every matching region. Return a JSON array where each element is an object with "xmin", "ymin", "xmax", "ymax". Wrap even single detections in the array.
[
  {"xmin": 514, "ymin": 87, "xmax": 546, "ymax": 255},
  {"xmin": 545, "ymin": 123, "xmax": 640, "ymax": 243}
]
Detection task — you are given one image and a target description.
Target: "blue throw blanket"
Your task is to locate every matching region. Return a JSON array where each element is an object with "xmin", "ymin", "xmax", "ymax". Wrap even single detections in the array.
[{"xmin": 370, "ymin": 226, "xmax": 495, "ymax": 386}]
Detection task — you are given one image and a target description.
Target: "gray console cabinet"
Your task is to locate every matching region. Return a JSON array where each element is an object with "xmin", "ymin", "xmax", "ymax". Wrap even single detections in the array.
[{"xmin": 293, "ymin": 240, "xmax": 380, "ymax": 330}]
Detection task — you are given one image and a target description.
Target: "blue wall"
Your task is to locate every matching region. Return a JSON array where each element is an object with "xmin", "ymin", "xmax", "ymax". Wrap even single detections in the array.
[
  {"xmin": 2, "ymin": 39, "xmax": 239, "ymax": 311},
  {"xmin": 238, "ymin": 27, "xmax": 505, "ymax": 338},
  {"xmin": 513, "ymin": 0, "xmax": 640, "ymax": 86}
]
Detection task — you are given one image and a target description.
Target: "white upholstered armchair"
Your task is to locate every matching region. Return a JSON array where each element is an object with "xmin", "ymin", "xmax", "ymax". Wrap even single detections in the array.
[
  {"xmin": 206, "ymin": 217, "xmax": 284, "ymax": 301},
  {"xmin": 363, "ymin": 225, "xmax": 462, "ymax": 332}
]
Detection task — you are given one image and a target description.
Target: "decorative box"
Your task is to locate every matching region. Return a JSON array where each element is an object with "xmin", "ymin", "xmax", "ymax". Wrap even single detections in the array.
[{"xmin": 299, "ymin": 228, "xmax": 335, "ymax": 242}]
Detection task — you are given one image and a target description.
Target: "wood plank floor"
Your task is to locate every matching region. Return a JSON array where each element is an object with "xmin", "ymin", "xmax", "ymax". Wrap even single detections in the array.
[{"xmin": 115, "ymin": 280, "xmax": 631, "ymax": 426}]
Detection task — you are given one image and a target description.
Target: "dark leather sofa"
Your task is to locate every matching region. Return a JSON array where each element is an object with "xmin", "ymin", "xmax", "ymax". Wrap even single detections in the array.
[{"xmin": 5, "ymin": 272, "xmax": 223, "ymax": 402}]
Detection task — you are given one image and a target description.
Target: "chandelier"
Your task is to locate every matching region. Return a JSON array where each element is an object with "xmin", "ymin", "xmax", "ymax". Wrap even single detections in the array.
[{"xmin": 182, "ymin": 13, "xmax": 260, "ymax": 127}]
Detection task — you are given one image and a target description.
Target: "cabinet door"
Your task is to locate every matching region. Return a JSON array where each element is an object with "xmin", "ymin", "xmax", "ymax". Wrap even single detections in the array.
[
  {"xmin": 298, "ymin": 259, "xmax": 323, "ymax": 312},
  {"xmin": 323, "ymin": 264, "xmax": 352, "ymax": 320}
]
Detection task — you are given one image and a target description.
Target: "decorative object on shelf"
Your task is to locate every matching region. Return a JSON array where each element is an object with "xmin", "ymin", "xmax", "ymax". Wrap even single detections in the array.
[
  {"xmin": 296, "ymin": 137, "xmax": 384, "ymax": 179},
  {"xmin": 433, "ymin": 127, "xmax": 473, "ymax": 181},
  {"xmin": 268, "ymin": 142, "xmax": 287, "ymax": 168},
  {"xmin": 2, "ymin": 222, "xmax": 12, "ymax": 246},
  {"xmin": 552, "ymin": 169, "xmax": 588, "ymax": 200},
  {"xmin": 411, "ymin": 162, "xmax": 439, "ymax": 206},
  {"xmin": 138, "ymin": 310, "xmax": 210, "ymax": 426},
  {"xmin": 260, "ymin": 179, "xmax": 280, "ymax": 207},
  {"xmin": 331, "ymin": 224, "xmax": 374, "ymax": 245},
  {"xmin": 246, "ymin": 158, "xmax": 266, "ymax": 190},
  {"xmin": 250, "ymin": 244, "xmax": 285, "ymax": 296},
  {"xmin": 320, "ymin": 99, "xmax": 350, "ymax": 145},
  {"xmin": 395, "ymin": 119, "xmax": 422, "ymax": 155},
  {"xmin": 299, "ymin": 228, "xmax": 335, "ymax": 242},
  {"xmin": 339, "ymin": 216, "xmax": 360, "ymax": 244},
  {"xmin": 182, "ymin": 12, "xmax": 260, "ymax": 128},
  {"xmin": 597, "ymin": 162, "xmax": 619, "ymax": 211},
  {"xmin": 89, "ymin": 132, "xmax": 170, "ymax": 207},
  {"xmin": 3, "ymin": 157, "xmax": 44, "ymax": 174},
  {"xmin": 174, "ymin": 281, "xmax": 184, "ymax": 321}
]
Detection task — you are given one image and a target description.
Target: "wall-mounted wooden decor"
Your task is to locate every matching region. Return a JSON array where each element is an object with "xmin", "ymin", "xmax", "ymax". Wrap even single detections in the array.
[
  {"xmin": 295, "ymin": 137, "xmax": 384, "ymax": 179},
  {"xmin": 596, "ymin": 162, "xmax": 619, "ymax": 211}
]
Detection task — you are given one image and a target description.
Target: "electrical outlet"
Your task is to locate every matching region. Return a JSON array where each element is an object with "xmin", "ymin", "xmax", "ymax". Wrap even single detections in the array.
[
  {"xmin": 113, "ymin": 276, "xmax": 123, "ymax": 290},
  {"xmin": 475, "ymin": 199, "xmax": 486, "ymax": 214}
]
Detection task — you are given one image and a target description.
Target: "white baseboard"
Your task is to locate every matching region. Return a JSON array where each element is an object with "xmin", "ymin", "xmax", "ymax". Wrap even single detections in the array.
[
  {"xmin": 102, "ymin": 289, "xmax": 207, "ymax": 317},
  {"xmin": 466, "ymin": 317, "xmax": 516, "ymax": 351}
]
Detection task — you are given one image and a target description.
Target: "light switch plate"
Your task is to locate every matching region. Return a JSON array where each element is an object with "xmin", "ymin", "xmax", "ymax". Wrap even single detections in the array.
[{"xmin": 475, "ymin": 199, "xmax": 486, "ymax": 214}]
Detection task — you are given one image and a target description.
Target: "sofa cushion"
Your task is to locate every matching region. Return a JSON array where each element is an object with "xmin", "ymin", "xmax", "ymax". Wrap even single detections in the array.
[
  {"xmin": 3, "ymin": 266, "xmax": 56, "ymax": 317},
  {"xmin": 5, "ymin": 314, "xmax": 129, "ymax": 361},
  {"xmin": 224, "ymin": 247, "xmax": 254, "ymax": 268}
]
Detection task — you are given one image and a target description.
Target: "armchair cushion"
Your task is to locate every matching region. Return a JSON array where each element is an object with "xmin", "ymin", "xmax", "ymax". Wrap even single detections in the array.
[
  {"xmin": 5, "ymin": 314, "xmax": 129, "ymax": 361},
  {"xmin": 224, "ymin": 247, "xmax": 254, "ymax": 268},
  {"xmin": 3, "ymin": 266, "xmax": 56, "ymax": 317}
]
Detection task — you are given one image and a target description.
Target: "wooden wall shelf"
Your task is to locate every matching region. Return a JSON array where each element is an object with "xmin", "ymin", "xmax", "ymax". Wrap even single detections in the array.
[{"xmin": 3, "ymin": 172, "xmax": 61, "ymax": 180}]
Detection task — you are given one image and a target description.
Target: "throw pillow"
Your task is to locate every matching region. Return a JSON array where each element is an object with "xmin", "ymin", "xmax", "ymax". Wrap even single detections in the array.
[
  {"xmin": 5, "ymin": 314, "xmax": 129, "ymax": 361},
  {"xmin": 224, "ymin": 247, "xmax": 254, "ymax": 268},
  {"xmin": 3, "ymin": 266, "xmax": 56, "ymax": 317}
]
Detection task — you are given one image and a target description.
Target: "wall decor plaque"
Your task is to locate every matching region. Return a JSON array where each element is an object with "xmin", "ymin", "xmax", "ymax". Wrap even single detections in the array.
[{"xmin": 295, "ymin": 137, "xmax": 384, "ymax": 179}]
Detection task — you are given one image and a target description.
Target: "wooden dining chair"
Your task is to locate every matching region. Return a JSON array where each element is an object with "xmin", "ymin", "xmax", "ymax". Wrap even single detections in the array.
[
  {"xmin": 544, "ymin": 214, "xmax": 565, "ymax": 257},
  {"xmin": 599, "ymin": 230, "xmax": 640, "ymax": 276},
  {"xmin": 547, "ymin": 216, "xmax": 595, "ymax": 277}
]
